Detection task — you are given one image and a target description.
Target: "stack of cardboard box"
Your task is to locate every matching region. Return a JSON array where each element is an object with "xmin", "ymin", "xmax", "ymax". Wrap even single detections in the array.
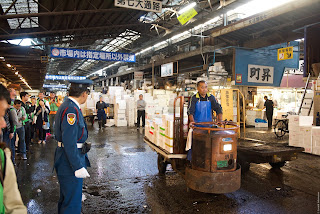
[
  {"xmin": 288, "ymin": 115, "xmax": 313, "ymax": 153},
  {"xmin": 114, "ymin": 100, "xmax": 127, "ymax": 127}
]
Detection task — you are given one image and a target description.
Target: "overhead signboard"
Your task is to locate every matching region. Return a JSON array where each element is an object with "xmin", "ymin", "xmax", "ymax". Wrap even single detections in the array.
[
  {"xmin": 161, "ymin": 62, "xmax": 174, "ymax": 77},
  {"xmin": 115, "ymin": 0, "xmax": 162, "ymax": 13},
  {"xmin": 248, "ymin": 64, "xmax": 274, "ymax": 84},
  {"xmin": 177, "ymin": 8, "xmax": 198, "ymax": 25},
  {"xmin": 43, "ymin": 84, "xmax": 68, "ymax": 89},
  {"xmin": 134, "ymin": 71, "xmax": 144, "ymax": 80},
  {"xmin": 50, "ymin": 47, "xmax": 136, "ymax": 63},
  {"xmin": 277, "ymin": 46, "xmax": 293, "ymax": 61},
  {"xmin": 45, "ymin": 75, "xmax": 86, "ymax": 81}
]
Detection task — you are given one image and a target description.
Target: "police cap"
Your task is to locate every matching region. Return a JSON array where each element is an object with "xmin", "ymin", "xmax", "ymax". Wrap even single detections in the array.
[{"xmin": 68, "ymin": 79, "xmax": 93, "ymax": 96}]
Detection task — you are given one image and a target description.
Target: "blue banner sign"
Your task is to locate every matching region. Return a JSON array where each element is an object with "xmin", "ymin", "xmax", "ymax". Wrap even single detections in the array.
[
  {"xmin": 43, "ymin": 84, "xmax": 68, "ymax": 89},
  {"xmin": 45, "ymin": 75, "xmax": 86, "ymax": 81},
  {"xmin": 50, "ymin": 47, "xmax": 136, "ymax": 62}
]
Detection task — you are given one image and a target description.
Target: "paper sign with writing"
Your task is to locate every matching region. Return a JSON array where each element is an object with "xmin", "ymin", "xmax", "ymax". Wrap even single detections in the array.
[
  {"xmin": 248, "ymin": 64, "xmax": 274, "ymax": 84},
  {"xmin": 277, "ymin": 46, "xmax": 293, "ymax": 61},
  {"xmin": 161, "ymin": 62, "xmax": 173, "ymax": 77},
  {"xmin": 177, "ymin": 8, "xmax": 198, "ymax": 25}
]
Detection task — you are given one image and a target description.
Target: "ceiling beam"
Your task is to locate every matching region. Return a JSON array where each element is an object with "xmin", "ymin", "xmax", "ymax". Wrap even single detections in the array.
[
  {"xmin": 0, "ymin": 8, "xmax": 131, "ymax": 19},
  {"xmin": 0, "ymin": 23, "xmax": 150, "ymax": 40}
]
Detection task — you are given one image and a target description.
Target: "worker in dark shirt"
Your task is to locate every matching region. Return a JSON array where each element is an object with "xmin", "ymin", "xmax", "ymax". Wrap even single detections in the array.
[
  {"xmin": 187, "ymin": 80, "xmax": 223, "ymax": 161},
  {"xmin": 187, "ymin": 80, "xmax": 223, "ymax": 123},
  {"xmin": 96, "ymin": 96, "xmax": 109, "ymax": 129},
  {"xmin": 263, "ymin": 96, "xmax": 274, "ymax": 129}
]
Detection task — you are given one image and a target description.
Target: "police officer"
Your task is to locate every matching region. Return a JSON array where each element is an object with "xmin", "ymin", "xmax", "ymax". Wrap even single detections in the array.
[{"xmin": 54, "ymin": 79, "xmax": 92, "ymax": 214}]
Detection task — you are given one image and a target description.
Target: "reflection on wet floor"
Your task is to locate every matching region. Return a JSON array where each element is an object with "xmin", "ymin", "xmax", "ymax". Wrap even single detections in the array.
[{"xmin": 15, "ymin": 124, "xmax": 319, "ymax": 214}]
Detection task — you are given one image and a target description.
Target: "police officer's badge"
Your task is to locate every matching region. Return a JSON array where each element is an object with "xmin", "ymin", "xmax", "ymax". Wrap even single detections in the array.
[{"xmin": 67, "ymin": 113, "xmax": 76, "ymax": 125}]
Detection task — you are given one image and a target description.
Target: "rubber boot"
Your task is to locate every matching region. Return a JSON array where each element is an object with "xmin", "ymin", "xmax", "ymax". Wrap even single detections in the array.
[
  {"xmin": 98, "ymin": 120, "xmax": 102, "ymax": 129},
  {"xmin": 102, "ymin": 119, "xmax": 106, "ymax": 127}
]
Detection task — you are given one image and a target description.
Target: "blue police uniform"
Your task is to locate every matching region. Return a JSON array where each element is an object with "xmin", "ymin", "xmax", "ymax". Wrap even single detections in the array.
[{"xmin": 54, "ymin": 79, "xmax": 92, "ymax": 214}]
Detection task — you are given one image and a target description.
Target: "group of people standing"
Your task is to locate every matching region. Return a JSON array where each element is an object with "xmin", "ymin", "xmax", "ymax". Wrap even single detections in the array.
[{"xmin": 1, "ymin": 88, "xmax": 61, "ymax": 163}]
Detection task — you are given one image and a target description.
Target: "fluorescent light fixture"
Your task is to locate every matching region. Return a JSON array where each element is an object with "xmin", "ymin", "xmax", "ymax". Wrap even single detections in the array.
[
  {"xmin": 15, "ymin": 71, "xmax": 18, "ymax": 75},
  {"xmin": 6, "ymin": 64, "xmax": 11, "ymax": 67},
  {"xmin": 227, "ymin": 0, "xmax": 295, "ymax": 19},
  {"xmin": 178, "ymin": 2, "xmax": 196, "ymax": 14},
  {"xmin": 140, "ymin": 16, "xmax": 154, "ymax": 22},
  {"xmin": 223, "ymin": 144, "xmax": 232, "ymax": 151},
  {"xmin": 0, "ymin": 57, "xmax": 4, "ymax": 60}
]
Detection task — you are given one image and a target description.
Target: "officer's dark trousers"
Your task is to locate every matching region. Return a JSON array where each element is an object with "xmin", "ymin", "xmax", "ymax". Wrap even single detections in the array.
[
  {"xmin": 266, "ymin": 112, "xmax": 273, "ymax": 129},
  {"xmin": 58, "ymin": 175, "xmax": 83, "ymax": 214},
  {"xmin": 137, "ymin": 110, "xmax": 145, "ymax": 127}
]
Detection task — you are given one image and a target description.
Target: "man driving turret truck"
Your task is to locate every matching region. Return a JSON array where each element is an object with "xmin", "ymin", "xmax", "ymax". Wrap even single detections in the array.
[{"xmin": 187, "ymin": 80, "xmax": 223, "ymax": 160}]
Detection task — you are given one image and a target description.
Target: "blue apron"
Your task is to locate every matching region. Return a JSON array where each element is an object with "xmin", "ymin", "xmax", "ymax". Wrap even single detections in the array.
[
  {"xmin": 194, "ymin": 100, "xmax": 213, "ymax": 123},
  {"xmin": 187, "ymin": 99, "xmax": 212, "ymax": 161}
]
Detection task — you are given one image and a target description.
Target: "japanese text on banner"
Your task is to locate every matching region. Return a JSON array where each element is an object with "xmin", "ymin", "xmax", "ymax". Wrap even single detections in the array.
[
  {"xmin": 115, "ymin": 0, "xmax": 162, "ymax": 13},
  {"xmin": 51, "ymin": 47, "xmax": 136, "ymax": 63}
]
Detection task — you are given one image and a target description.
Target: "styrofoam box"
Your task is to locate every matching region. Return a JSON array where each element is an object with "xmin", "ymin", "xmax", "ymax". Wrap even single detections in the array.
[
  {"xmin": 145, "ymin": 126, "xmax": 150, "ymax": 137},
  {"xmin": 115, "ymin": 117, "xmax": 126, "ymax": 121},
  {"xmin": 288, "ymin": 115, "xmax": 299, "ymax": 131},
  {"xmin": 289, "ymin": 133, "xmax": 301, "ymax": 147},
  {"xmin": 305, "ymin": 92, "xmax": 314, "ymax": 99},
  {"xmin": 301, "ymin": 109, "xmax": 310, "ymax": 116},
  {"xmin": 300, "ymin": 126, "xmax": 312, "ymax": 153},
  {"xmin": 164, "ymin": 138, "xmax": 174, "ymax": 153},
  {"xmin": 299, "ymin": 116, "xmax": 313, "ymax": 126},
  {"xmin": 116, "ymin": 100, "xmax": 126, "ymax": 109},
  {"xmin": 312, "ymin": 127, "xmax": 320, "ymax": 155},
  {"xmin": 115, "ymin": 109, "xmax": 126, "ymax": 114},
  {"xmin": 164, "ymin": 120, "xmax": 174, "ymax": 138},
  {"xmin": 115, "ymin": 120, "xmax": 127, "ymax": 127},
  {"xmin": 255, "ymin": 122, "xmax": 268, "ymax": 128},
  {"xmin": 115, "ymin": 113, "xmax": 126, "ymax": 118}
]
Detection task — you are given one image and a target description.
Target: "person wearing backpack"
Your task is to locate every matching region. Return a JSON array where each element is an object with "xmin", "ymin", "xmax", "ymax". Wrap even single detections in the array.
[
  {"xmin": 12, "ymin": 100, "xmax": 27, "ymax": 160},
  {"xmin": 0, "ymin": 84, "xmax": 27, "ymax": 213}
]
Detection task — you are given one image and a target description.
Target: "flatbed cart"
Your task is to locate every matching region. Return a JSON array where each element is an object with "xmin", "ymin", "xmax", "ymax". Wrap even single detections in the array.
[
  {"xmin": 237, "ymin": 139, "xmax": 305, "ymax": 172},
  {"xmin": 144, "ymin": 96, "xmax": 241, "ymax": 194}
]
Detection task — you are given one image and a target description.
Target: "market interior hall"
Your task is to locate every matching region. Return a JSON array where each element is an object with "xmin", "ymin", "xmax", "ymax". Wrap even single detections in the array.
[{"xmin": 0, "ymin": 0, "xmax": 320, "ymax": 213}]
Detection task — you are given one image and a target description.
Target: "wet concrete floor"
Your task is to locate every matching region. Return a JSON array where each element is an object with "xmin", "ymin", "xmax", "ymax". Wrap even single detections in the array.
[{"xmin": 15, "ymin": 124, "xmax": 320, "ymax": 214}]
